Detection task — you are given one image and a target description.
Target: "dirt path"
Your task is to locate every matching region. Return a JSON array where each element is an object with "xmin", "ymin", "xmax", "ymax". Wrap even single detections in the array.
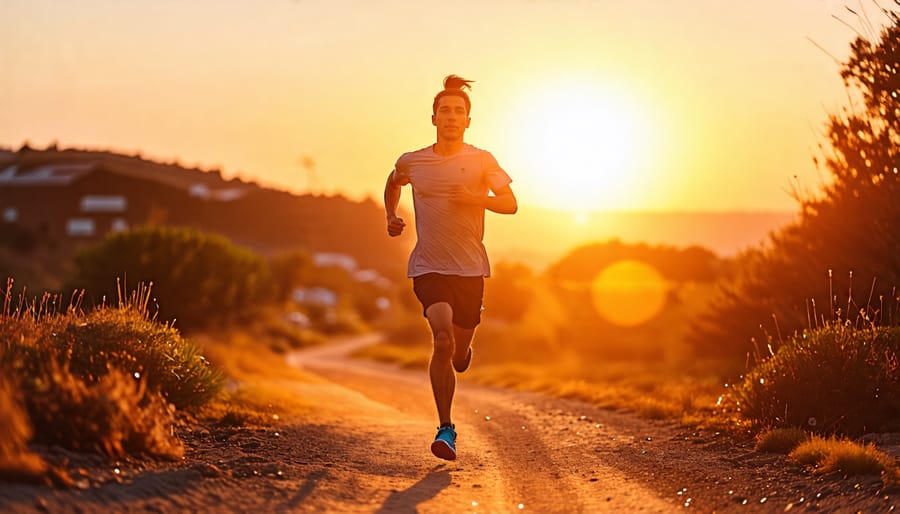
[
  {"xmin": 0, "ymin": 334, "xmax": 895, "ymax": 513},
  {"xmin": 281, "ymin": 335, "xmax": 894, "ymax": 513}
]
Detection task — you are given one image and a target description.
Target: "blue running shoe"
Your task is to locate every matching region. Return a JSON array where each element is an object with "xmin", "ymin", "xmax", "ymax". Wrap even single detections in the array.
[{"xmin": 431, "ymin": 424, "xmax": 457, "ymax": 460}]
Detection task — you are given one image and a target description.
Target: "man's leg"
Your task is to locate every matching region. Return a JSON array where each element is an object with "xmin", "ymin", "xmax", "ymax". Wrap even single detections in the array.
[
  {"xmin": 425, "ymin": 302, "xmax": 456, "ymax": 426},
  {"xmin": 452, "ymin": 325, "xmax": 476, "ymax": 372}
]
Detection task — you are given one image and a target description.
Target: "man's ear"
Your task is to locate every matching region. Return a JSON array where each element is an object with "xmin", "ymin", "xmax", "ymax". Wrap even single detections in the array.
[
  {"xmin": 465, "ymin": 117, "xmax": 471, "ymax": 128},
  {"xmin": 432, "ymin": 115, "xmax": 437, "ymax": 127}
]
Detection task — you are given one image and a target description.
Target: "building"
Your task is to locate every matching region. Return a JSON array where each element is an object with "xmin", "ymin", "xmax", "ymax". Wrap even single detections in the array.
[{"xmin": 0, "ymin": 148, "xmax": 252, "ymax": 250}]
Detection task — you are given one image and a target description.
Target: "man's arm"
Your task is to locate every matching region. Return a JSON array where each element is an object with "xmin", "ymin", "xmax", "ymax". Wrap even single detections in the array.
[
  {"xmin": 450, "ymin": 184, "xmax": 518, "ymax": 214},
  {"xmin": 485, "ymin": 184, "xmax": 518, "ymax": 214},
  {"xmin": 384, "ymin": 170, "xmax": 407, "ymax": 236}
]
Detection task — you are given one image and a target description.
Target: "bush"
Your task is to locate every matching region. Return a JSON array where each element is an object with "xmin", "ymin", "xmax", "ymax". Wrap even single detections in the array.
[
  {"xmin": 23, "ymin": 363, "xmax": 183, "ymax": 460},
  {"xmin": 268, "ymin": 250, "xmax": 315, "ymax": 302},
  {"xmin": 55, "ymin": 307, "xmax": 225, "ymax": 409},
  {"xmin": 733, "ymin": 324, "xmax": 900, "ymax": 436},
  {"xmin": 689, "ymin": 10, "xmax": 900, "ymax": 360},
  {"xmin": 0, "ymin": 279, "xmax": 222, "ymax": 460},
  {"xmin": 66, "ymin": 226, "xmax": 270, "ymax": 330},
  {"xmin": 484, "ymin": 261, "xmax": 535, "ymax": 322},
  {"xmin": 2, "ymin": 300, "xmax": 224, "ymax": 410}
]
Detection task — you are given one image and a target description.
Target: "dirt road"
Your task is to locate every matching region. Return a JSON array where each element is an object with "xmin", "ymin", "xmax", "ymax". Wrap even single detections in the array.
[{"xmin": 0, "ymin": 334, "xmax": 894, "ymax": 513}]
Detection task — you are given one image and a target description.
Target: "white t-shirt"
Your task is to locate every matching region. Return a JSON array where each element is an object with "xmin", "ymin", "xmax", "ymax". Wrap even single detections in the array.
[{"xmin": 393, "ymin": 143, "xmax": 512, "ymax": 278}]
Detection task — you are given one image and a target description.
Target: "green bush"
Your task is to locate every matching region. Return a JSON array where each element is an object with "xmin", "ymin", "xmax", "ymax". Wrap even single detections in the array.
[
  {"xmin": 733, "ymin": 324, "xmax": 900, "ymax": 436},
  {"xmin": 66, "ymin": 226, "xmax": 270, "ymax": 330},
  {"xmin": 268, "ymin": 249, "xmax": 315, "ymax": 302}
]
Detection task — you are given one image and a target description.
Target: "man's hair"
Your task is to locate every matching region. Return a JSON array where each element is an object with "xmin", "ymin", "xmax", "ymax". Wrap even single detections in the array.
[{"xmin": 432, "ymin": 75, "xmax": 474, "ymax": 115}]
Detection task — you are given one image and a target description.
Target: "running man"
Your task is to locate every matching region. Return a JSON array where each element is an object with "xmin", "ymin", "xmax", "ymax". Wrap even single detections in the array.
[{"xmin": 383, "ymin": 75, "xmax": 518, "ymax": 460}]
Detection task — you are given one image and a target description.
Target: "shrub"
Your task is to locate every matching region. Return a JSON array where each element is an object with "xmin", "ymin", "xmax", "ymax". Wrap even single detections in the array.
[
  {"xmin": 689, "ymin": 9, "xmax": 900, "ymax": 360},
  {"xmin": 0, "ymin": 279, "xmax": 222, "ymax": 460},
  {"xmin": 733, "ymin": 324, "xmax": 900, "ymax": 436},
  {"xmin": 268, "ymin": 250, "xmax": 315, "ymax": 302},
  {"xmin": 484, "ymin": 261, "xmax": 535, "ymax": 322},
  {"xmin": 66, "ymin": 226, "xmax": 270, "ymax": 330},
  {"xmin": 57, "ymin": 307, "xmax": 225, "ymax": 409},
  {"xmin": 2, "ymin": 303, "xmax": 225, "ymax": 410},
  {"xmin": 23, "ymin": 363, "xmax": 183, "ymax": 460}
]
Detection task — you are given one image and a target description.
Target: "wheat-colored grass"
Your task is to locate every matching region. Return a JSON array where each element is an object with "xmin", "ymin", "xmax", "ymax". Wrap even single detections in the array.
[{"xmin": 790, "ymin": 436, "xmax": 899, "ymax": 480}]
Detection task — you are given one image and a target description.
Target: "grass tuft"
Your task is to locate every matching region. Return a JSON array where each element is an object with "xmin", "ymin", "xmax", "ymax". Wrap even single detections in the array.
[
  {"xmin": 0, "ymin": 376, "xmax": 48, "ymax": 482},
  {"xmin": 790, "ymin": 436, "xmax": 899, "ymax": 479},
  {"xmin": 755, "ymin": 427, "xmax": 809, "ymax": 454}
]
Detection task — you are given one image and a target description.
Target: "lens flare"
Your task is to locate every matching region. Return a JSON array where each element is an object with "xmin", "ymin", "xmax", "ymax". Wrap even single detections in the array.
[{"xmin": 590, "ymin": 259, "xmax": 667, "ymax": 326}]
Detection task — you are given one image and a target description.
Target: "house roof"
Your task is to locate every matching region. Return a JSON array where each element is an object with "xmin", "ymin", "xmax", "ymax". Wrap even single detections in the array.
[
  {"xmin": 1, "ymin": 149, "xmax": 257, "ymax": 201},
  {"xmin": 0, "ymin": 163, "xmax": 95, "ymax": 186}
]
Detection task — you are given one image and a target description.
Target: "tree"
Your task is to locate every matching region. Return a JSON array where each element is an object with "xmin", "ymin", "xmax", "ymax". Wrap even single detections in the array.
[{"xmin": 689, "ymin": 8, "xmax": 900, "ymax": 361}]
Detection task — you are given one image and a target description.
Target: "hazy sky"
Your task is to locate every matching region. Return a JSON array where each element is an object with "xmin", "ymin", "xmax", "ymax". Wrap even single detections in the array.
[{"xmin": 0, "ymin": 0, "xmax": 889, "ymax": 212}]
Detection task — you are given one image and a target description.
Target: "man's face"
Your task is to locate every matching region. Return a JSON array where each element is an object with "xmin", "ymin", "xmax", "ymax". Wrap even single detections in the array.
[{"xmin": 432, "ymin": 95, "xmax": 470, "ymax": 141}]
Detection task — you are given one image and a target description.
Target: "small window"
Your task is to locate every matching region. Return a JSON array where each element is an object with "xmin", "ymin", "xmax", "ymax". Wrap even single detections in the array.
[
  {"xmin": 110, "ymin": 218, "xmax": 129, "ymax": 232},
  {"xmin": 2, "ymin": 207, "xmax": 17, "ymax": 223},
  {"xmin": 67, "ymin": 218, "xmax": 95, "ymax": 236},
  {"xmin": 81, "ymin": 195, "xmax": 126, "ymax": 212}
]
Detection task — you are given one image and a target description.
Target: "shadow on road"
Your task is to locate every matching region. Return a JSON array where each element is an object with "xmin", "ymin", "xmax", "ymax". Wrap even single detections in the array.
[
  {"xmin": 375, "ymin": 465, "xmax": 452, "ymax": 513},
  {"xmin": 286, "ymin": 469, "xmax": 328, "ymax": 509}
]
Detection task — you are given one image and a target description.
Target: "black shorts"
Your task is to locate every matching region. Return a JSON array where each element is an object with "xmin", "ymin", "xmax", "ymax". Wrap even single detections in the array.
[{"xmin": 412, "ymin": 273, "xmax": 484, "ymax": 329}]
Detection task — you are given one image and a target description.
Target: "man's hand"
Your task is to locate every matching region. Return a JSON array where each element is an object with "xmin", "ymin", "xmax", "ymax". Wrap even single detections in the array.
[{"xmin": 387, "ymin": 215, "xmax": 406, "ymax": 237}]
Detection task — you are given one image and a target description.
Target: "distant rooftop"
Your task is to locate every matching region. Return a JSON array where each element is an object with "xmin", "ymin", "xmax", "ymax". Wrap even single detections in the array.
[
  {"xmin": 0, "ymin": 163, "xmax": 95, "ymax": 186},
  {"xmin": 0, "ymin": 149, "xmax": 257, "ymax": 200}
]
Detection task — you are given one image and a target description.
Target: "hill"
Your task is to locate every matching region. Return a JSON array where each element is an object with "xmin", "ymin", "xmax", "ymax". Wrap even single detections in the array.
[
  {"xmin": 486, "ymin": 207, "xmax": 795, "ymax": 270},
  {"xmin": 0, "ymin": 145, "xmax": 413, "ymax": 287}
]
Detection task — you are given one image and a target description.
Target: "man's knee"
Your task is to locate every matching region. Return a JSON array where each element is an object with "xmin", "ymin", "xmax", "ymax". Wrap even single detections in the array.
[{"xmin": 432, "ymin": 330, "xmax": 454, "ymax": 360}]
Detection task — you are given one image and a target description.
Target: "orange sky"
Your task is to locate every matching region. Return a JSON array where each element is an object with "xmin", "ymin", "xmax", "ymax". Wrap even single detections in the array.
[{"xmin": 0, "ymin": 0, "xmax": 887, "ymax": 212}]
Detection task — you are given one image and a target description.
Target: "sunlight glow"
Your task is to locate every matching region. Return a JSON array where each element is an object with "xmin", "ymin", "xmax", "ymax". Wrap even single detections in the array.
[
  {"xmin": 503, "ymin": 79, "xmax": 654, "ymax": 212},
  {"xmin": 591, "ymin": 259, "xmax": 667, "ymax": 326}
]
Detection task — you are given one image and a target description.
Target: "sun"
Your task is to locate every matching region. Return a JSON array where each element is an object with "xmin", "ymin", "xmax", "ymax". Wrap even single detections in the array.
[{"xmin": 500, "ymin": 79, "xmax": 654, "ymax": 212}]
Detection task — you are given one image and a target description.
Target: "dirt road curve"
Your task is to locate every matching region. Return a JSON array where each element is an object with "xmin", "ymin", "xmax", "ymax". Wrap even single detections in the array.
[
  {"xmin": 281, "ymin": 335, "xmax": 893, "ymax": 513},
  {"xmin": 0, "ymin": 334, "xmax": 894, "ymax": 513}
]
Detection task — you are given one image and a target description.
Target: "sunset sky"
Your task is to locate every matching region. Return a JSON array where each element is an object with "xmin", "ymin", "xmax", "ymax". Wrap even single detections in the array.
[{"xmin": 0, "ymin": 0, "xmax": 888, "ymax": 213}]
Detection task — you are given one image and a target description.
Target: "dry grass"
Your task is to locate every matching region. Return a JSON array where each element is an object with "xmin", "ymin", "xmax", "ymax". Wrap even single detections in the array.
[
  {"xmin": 352, "ymin": 342, "xmax": 430, "ymax": 370},
  {"xmin": 734, "ymin": 324, "xmax": 900, "ymax": 436},
  {"xmin": 27, "ymin": 363, "xmax": 183, "ymax": 459},
  {"xmin": 356, "ymin": 330, "xmax": 733, "ymax": 429},
  {"xmin": 0, "ymin": 278, "xmax": 223, "ymax": 484},
  {"xmin": 194, "ymin": 329, "xmax": 320, "ymax": 384},
  {"xmin": 790, "ymin": 436, "xmax": 899, "ymax": 481},
  {"xmin": 191, "ymin": 327, "xmax": 327, "ymax": 427},
  {"xmin": 755, "ymin": 427, "xmax": 809, "ymax": 454},
  {"xmin": 466, "ymin": 359, "xmax": 726, "ymax": 426},
  {"xmin": 0, "ymin": 376, "xmax": 48, "ymax": 482}
]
